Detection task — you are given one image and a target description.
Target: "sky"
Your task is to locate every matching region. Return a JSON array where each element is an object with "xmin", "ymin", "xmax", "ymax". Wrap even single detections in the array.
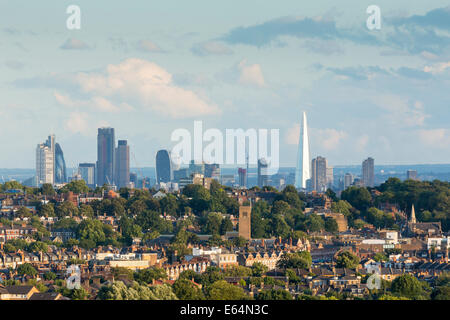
[{"xmin": 0, "ymin": 0, "xmax": 450, "ymax": 169}]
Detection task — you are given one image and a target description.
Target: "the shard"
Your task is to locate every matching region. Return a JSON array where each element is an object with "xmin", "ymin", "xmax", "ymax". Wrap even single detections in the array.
[{"xmin": 295, "ymin": 111, "xmax": 310, "ymax": 189}]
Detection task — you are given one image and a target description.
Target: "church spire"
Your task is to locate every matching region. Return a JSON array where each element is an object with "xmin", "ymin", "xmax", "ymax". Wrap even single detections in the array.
[{"xmin": 410, "ymin": 204, "xmax": 416, "ymax": 224}]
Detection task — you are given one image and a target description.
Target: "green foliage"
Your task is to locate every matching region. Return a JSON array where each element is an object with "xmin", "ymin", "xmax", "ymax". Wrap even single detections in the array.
[
  {"xmin": 17, "ymin": 263, "xmax": 37, "ymax": 277},
  {"xmin": 97, "ymin": 281, "xmax": 178, "ymax": 300},
  {"xmin": 59, "ymin": 180, "xmax": 90, "ymax": 194},
  {"xmin": 257, "ymin": 289, "xmax": 293, "ymax": 300},
  {"xmin": 251, "ymin": 262, "xmax": 268, "ymax": 277},
  {"xmin": 391, "ymin": 274, "xmax": 426, "ymax": 299},
  {"xmin": 172, "ymin": 279, "xmax": 205, "ymax": 300},
  {"xmin": 277, "ymin": 251, "xmax": 312, "ymax": 269},
  {"xmin": 43, "ymin": 271, "xmax": 57, "ymax": 281},
  {"xmin": 341, "ymin": 186, "xmax": 372, "ymax": 211},
  {"xmin": 206, "ymin": 280, "xmax": 248, "ymax": 300},
  {"xmin": 335, "ymin": 251, "xmax": 360, "ymax": 269},
  {"xmin": 134, "ymin": 267, "xmax": 167, "ymax": 284}
]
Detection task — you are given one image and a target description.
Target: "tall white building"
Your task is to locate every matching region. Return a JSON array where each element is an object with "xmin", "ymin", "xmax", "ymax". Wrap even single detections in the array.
[
  {"xmin": 36, "ymin": 135, "xmax": 55, "ymax": 185},
  {"xmin": 295, "ymin": 112, "xmax": 310, "ymax": 189}
]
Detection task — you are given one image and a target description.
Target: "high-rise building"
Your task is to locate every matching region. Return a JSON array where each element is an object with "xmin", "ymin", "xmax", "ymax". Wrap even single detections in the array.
[
  {"xmin": 311, "ymin": 156, "xmax": 328, "ymax": 192},
  {"xmin": 407, "ymin": 170, "xmax": 418, "ymax": 181},
  {"xmin": 97, "ymin": 128, "xmax": 115, "ymax": 186},
  {"xmin": 362, "ymin": 157, "xmax": 375, "ymax": 187},
  {"xmin": 36, "ymin": 135, "xmax": 55, "ymax": 185},
  {"xmin": 115, "ymin": 140, "xmax": 130, "ymax": 188},
  {"xmin": 295, "ymin": 112, "xmax": 310, "ymax": 189},
  {"xmin": 205, "ymin": 163, "xmax": 220, "ymax": 181},
  {"xmin": 257, "ymin": 158, "xmax": 270, "ymax": 188},
  {"xmin": 238, "ymin": 168, "xmax": 247, "ymax": 188},
  {"xmin": 189, "ymin": 160, "xmax": 205, "ymax": 176},
  {"xmin": 79, "ymin": 163, "xmax": 96, "ymax": 187},
  {"xmin": 326, "ymin": 166, "xmax": 334, "ymax": 189},
  {"xmin": 54, "ymin": 143, "xmax": 67, "ymax": 184},
  {"xmin": 156, "ymin": 150, "xmax": 172, "ymax": 184},
  {"xmin": 344, "ymin": 173, "xmax": 353, "ymax": 190}
]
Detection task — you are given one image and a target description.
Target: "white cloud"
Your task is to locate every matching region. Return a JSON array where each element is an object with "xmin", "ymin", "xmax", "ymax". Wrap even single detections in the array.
[
  {"xmin": 423, "ymin": 61, "xmax": 450, "ymax": 74},
  {"xmin": 238, "ymin": 60, "xmax": 265, "ymax": 87},
  {"xmin": 136, "ymin": 40, "xmax": 165, "ymax": 53},
  {"xmin": 54, "ymin": 91, "xmax": 133, "ymax": 113},
  {"xmin": 54, "ymin": 59, "xmax": 220, "ymax": 118},
  {"xmin": 356, "ymin": 134, "xmax": 369, "ymax": 152},
  {"xmin": 191, "ymin": 41, "xmax": 233, "ymax": 56},
  {"xmin": 373, "ymin": 95, "xmax": 428, "ymax": 127},
  {"xmin": 60, "ymin": 38, "xmax": 90, "ymax": 50},
  {"xmin": 65, "ymin": 112, "xmax": 89, "ymax": 135},
  {"xmin": 418, "ymin": 129, "xmax": 450, "ymax": 148},
  {"xmin": 285, "ymin": 123, "xmax": 300, "ymax": 145},
  {"xmin": 315, "ymin": 128, "xmax": 347, "ymax": 150}
]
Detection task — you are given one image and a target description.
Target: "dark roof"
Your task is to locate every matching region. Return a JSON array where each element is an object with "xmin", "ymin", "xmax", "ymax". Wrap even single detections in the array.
[
  {"xmin": 5, "ymin": 285, "xmax": 35, "ymax": 295},
  {"xmin": 29, "ymin": 292, "xmax": 66, "ymax": 300}
]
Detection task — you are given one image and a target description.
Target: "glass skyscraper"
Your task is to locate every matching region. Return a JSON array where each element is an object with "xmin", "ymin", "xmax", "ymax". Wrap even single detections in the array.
[
  {"xmin": 55, "ymin": 143, "xmax": 67, "ymax": 184},
  {"xmin": 156, "ymin": 150, "xmax": 172, "ymax": 184},
  {"xmin": 97, "ymin": 127, "xmax": 115, "ymax": 186},
  {"xmin": 295, "ymin": 112, "xmax": 310, "ymax": 189},
  {"xmin": 115, "ymin": 140, "xmax": 130, "ymax": 188}
]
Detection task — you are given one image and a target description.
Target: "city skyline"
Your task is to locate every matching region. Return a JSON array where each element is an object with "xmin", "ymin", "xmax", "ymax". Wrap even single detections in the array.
[{"xmin": 1, "ymin": 1, "xmax": 450, "ymax": 168}]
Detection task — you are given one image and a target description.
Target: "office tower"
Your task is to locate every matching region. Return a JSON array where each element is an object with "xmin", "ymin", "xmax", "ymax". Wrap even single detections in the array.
[
  {"xmin": 407, "ymin": 170, "xmax": 418, "ymax": 181},
  {"xmin": 173, "ymin": 168, "xmax": 189, "ymax": 182},
  {"xmin": 238, "ymin": 205, "xmax": 251, "ymax": 240},
  {"xmin": 189, "ymin": 160, "xmax": 205, "ymax": 175},
  {"xmin": 362, "ymin": 157, "xmax": 375, "ymax": 187},
  {"xmin": 344, "ymin": 173, "xmax": 353, "ymax": 190},
  {"xmin": 205, "ymin": 163, "xmax": 220, "ymax": 181},
  {"xmin": 79, "ymin": 163, "xmax": 96, "ymax": 188},
  {"xmin": 156, "ymin": 150, "xmax": 172, "ymax": 184},
  {"xmin": 97, "ymin": 128, "xmax": 115, "ymax": 186},
  {"xmin": 295, "ymin": 112, "xmax": 311, "ymax": 189},
  {"xmin": 36, "ymin": 135, "xmax": 55, "ymax": 185},
  {"xmin": 326, "ymin": 166, "xmax": 334, "ymax": 188},
  {"xmin": 54, "ymin": 143, "xmax": 67, "ymax": 184},
  {"xmin": 311, "ymin": 156, "xmax": 328, "ymax": 192},
  {"xmin": 115, "ymin": 140, "xmax": 130, "ymax": 188},
  {"xmin": 130, "ymin": 172, "xmax": 138, "ymax": 187},
  {"xmin": 238, "ymin": 168, "xmax": 247, "ymax": 188},
  {"xmin": 257, "ymin": 158, "xmax": 270, "ymax": 187}
]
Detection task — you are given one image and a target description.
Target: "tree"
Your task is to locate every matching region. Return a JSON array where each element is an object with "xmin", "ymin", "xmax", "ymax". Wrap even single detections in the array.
[
  {"xmin": 203, "ymin": 212, "xmax": 222, "ymax": 235},
  {"xmin": 56, "ymin": 201, "xmax": 79, "ymax": 218},
  {"xmin": 17, "ymin": 263, "xmax": 37, "ymax": 277},
  {"xmin": 43, "ymin": 271, "xmax": 57, "ymax": 281},
  {"xmin": 172, "ymin": 279, "xmax": 204, "ymax": 300},
  {"xmin": 251, "ymin": 262, "xmax": 268, "ymax": 277},
  {"xmin": 41, "ymin": 183, "xmax": 56, "ymax": 196},
  {"xmin": 391, "ymin": 274, "xmax": 426, "ymax": 299},
  {"xmin": 134, "ymin": 267, "xmax": 167, "ymax": 284},
  {"xmin": 341, "ymin": 186, "xmax": 372, "ymax": 211},
  {"xmin": 220, "ymin": 217, "xmax": 233, "ymax": 235},
  {"xmin": 38, "ymin": 203, "xmax": 55, "ymax": 217},
  {"xmin": 277, "ymin": 251, "xmax": 312, "ymax": 269},
  {"xmin": 257, "ymin": 289, "xmax": 293, "ymax": 300},
  {"xmin": 206, "ymin": 280, "xmax": 248, "ymax": 300},
  {"xmin": 59, "ymin": 180, "xmax": 89, "ymax": 194},
  {"xmin": 335, "ymin": 251, "xmax": 360, "ymax": 269},
  {"xmin": 77, "ymin": 219, "xmax": 106, "ymax": 245},
  {"xmin": 325, "ymin": 217, "xmax": 339, "ymax": 233},
  {"xmin": 27, "ymin": 241, "xmax": 49, "ymax": 253}
]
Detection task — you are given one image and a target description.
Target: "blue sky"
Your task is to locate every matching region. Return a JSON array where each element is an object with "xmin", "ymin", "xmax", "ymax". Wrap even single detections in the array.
[{"xmin": 0, "ymin": 0, "xmax": 449, "ymax": 168}]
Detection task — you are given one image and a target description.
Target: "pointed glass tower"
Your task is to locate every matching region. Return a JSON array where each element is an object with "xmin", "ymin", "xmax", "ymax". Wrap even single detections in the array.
[{"xmin": 295, "ymin": 111, "xmax": 310, "ymax": 189}]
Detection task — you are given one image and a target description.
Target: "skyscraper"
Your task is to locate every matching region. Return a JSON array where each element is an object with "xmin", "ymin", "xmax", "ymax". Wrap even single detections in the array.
[
  {"xmin": 295, "ymin": 112, "xmax": 310, "ymax": 189},
  {"xmin": 205, "ymin": 163, "xmax": 220, "ymax": 181},
  {"xmin": 238, "ymin": 168, "xmax": 247, "ymax": 188},
  {"xmin": 36, "ymin": 135, "xmax": 55, "ymax": 186},
  {"xmin": 362, "ymin": 157, "xmax": 375, "ymax": 187},
  {"xmin": 311, "ymin": 156, "xmax": 328, "ymax": 192},
  {"xmin": 257, "ymin": 158, "xmax": 270, "ymax": 187},
  {"xmin": 97, "ymin": 128, "xmax": 115, "ymax": 186},
  {"xmin": 115, "ymin": 140, "xmax": 130, "ymax": 189},
  {"xmin": 344, "ymin": 173, "xmax": 353, "ymax": 190},
  {"xmin": 156, "ymin": 150, "xmax": 172, "ymax": 184},
  {"xmin": 79, "ymin": 163, "xmax": 96, "ymax": 187},
  {"xmin": 54, "ymin": 143, "xmax": 67, "ymax": 184}
]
